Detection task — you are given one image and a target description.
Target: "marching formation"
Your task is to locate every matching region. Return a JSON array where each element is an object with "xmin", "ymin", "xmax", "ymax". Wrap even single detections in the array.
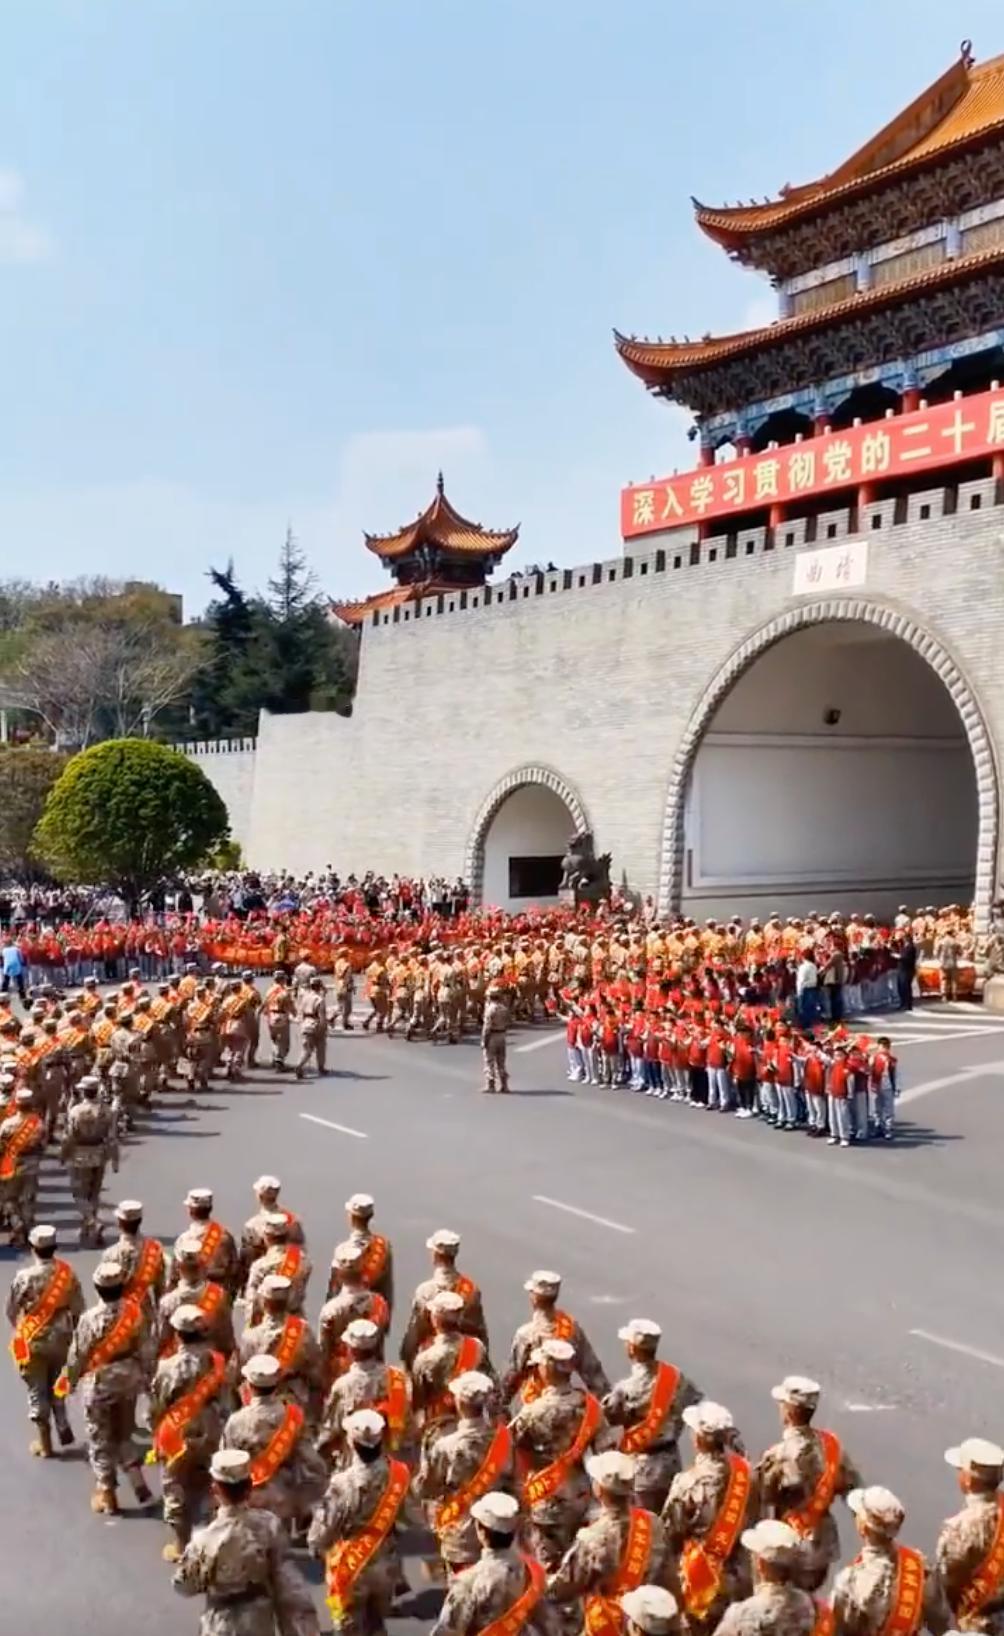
[{"xmin": 7, "ymin": 1183, "xmax": 1004, "ymax": 1636}]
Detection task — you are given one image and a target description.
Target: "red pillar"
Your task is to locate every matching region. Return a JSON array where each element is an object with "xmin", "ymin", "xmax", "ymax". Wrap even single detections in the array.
[{"xmin": 901, "ymin": 387, "xmax": 921, "ymax": 414}]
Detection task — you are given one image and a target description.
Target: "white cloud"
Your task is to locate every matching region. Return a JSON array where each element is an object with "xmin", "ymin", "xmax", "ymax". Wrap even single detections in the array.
[{"xmin": 0, "ymin": 168, "xmax": 52, "ymax": 264}]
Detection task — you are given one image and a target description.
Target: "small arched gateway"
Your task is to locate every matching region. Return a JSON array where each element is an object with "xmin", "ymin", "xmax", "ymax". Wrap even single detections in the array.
[
  {"xmin": 658, "ymin": 599, "xmax": 999, "ymax": 928},
  {"xmin": 466, "ymin": 765, "xmax": 591, "ymax": 911}
]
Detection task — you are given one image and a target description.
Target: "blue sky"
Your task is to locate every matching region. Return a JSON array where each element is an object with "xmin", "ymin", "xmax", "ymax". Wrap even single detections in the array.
[{"xmin": 1, "ymin": 3, "xmax": 997, "ymax": 612}]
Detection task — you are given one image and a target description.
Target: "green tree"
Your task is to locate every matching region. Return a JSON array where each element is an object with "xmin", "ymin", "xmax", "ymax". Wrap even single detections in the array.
[
  {"xmin": 34, "ymin": 739, "xmax": 228, "ymax": 910},
  {"xmin": 0, "ymin": 747, "xmax": 69, "ymax": 877}
]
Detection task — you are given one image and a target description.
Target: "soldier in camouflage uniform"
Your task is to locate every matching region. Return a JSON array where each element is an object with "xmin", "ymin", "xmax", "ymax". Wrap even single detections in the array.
[
  {"xmin": 238, "ymin": 1173, "xmax": 305, "ymax": 1294},
  {"xmin": 318, "ymin": 1241, "xmax": 390, "ymax": 1387},
  {"xmin": 548, "ymin": 1449, "xmax": 674, "ymax": 1611},
  {"xmin": 503, "ymin": 1269, "xmax": 610, "ymax": 1404},
  {"xmin": 170, "ymin": 1186, "xmax": 241, "ymax": 1297},
  {"xmin": 108, "ymin": 1010, "xmax": 143, "ymax": 1129},
  {"xmin": 713, "ymin": 1520, "xmax": 819, "ymax": 1636},
  {"xmin": 149, "ymin": 1303, "xmax": 229, "ymax": 1561},
  {"xmin": 296, "ymin": 977, "xmax": 328, "ymax": 1078},
  {"xmin": 410, "ymin": 1289, "xmax": 495, "ymax": 1445},
  {"xmin": 400, "ymin": 1227, "xmax": 489, "ymax": 1369},
  {"xmin": 757, "ymin": 1375, "xmax": 861, "ymax": 1592},
  {"xmin": 481, "ymin": 983, "xmax": 510, "ymax": 1093},
  {"xmin": 59, "ymin": 1074, "xmax": 118, "ymax": 1247},
  {"xmin": 5, "ymin": 1223, "xmax": 83, "ymax": 1456},
  {"xmin": 832, "ymin": 1485, "xmax": 948, "ymax": 1636},
  {"xmin": 245, "ymin": 1211, "xmax": 312, "ymax": 1320},
  {"xmin": 63, "ymin": 1259, "xmax": 156, "ymax": 1514},
  {"xmin": 431, "ymin": 1490, "xmax": 560, "ymax": 1636},
  {"xmin": 173, "ymin": 1446, "xmax": 320, "ymax": 1636},
  {"xmin": 0, "ymin": 1084, "xmax": 46, "ymax": 1246},
  {"xmin": 663, "ymin": 1401, "xmax": 756, "ymax": 1630},
  {"xmin": 221, "ymin": 1353, "xmax": 327, "ymax": 1526},
  {"xmin": 308, "ymin": 1408, "xmax": 408, "ymax": 1636},
  {"xmin": 936, "ymin": 1437, "xmax": 1004, "ymax": 1636},
  {"xmin": 333, "ymin": 1191, "xmax": 395, "ymax": 1314},
  {"xmin": 510, "ymin": 1336, "xmax": 609, "ymax": 1570},
  {"xmin": 238, "ymin": 1272, "xmax": 324, "ymax": 1425},
  {"xmin": 414, "ymin": 1369, "xmax": 514, "ymax": 1571},
  {"xmin": 104, "ymin": 1197, "xmax": 167, "ymax": 1314},
  {"xmin": 318, "ymin": 1317, "xmax": 412, "ymax": 1465},
  {"xmin": 603, "ymin": 1317, "xmax": 704, "ymax": 1512},
  {"xmin": 620, "ymin": 1586, "xmax": 682, "ymax": 1636},
  {"xmin": 157, "ymin": 1233, "xmax": 236, "ymax": 1360}
]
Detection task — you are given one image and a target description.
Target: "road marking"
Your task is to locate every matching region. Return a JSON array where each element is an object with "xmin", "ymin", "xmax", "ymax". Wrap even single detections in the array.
[
  {"xmin": 515, "ymin": 1030, "xmax": 566, "ymax": 1054},
  {"xmin": 588, "ymin": 1293, "xmax": 630, "ymax": 1305},
  {"xmin": 532, "ymin": 1193, "xmax": 635, "ymax": 1235},
  {"xmin": 299, "ymin": 1112, "xmax": 368, "ymax": 1140},
  {"xmin": 843, "ymin": 1401, "xmax": 897, "ymax": 1413},
  {"xmin": 910, "ymin": 1328, "xmax": 1004, "ymax": 1369},
  {"xmin": 898, "ymin": 1059, "xmax": 1004, "ymax": 1104}
]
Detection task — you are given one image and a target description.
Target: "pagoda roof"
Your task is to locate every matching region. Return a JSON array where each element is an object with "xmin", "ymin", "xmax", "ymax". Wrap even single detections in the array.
[
  {"xmin": 694, "ymin": 44, "xmax": 1004, "ymax": 249},
  {"xmin": 364, "ymin": 474, "xmax": 519, "ymax": 560},
  {"xmin": 614, "ymin": 239, "xmax": 1004, "ymax": 392},
  {"xmin": 329, "ymin": 579, "xmax": 459, "ymax": 627}
]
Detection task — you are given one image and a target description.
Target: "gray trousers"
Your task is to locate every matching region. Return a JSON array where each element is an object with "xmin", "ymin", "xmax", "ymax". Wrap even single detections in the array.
[
  {"xmin": 708, "ymin": 1066, "xmax": 732, "ymax": 1109},
  {"xmin": 828, "ymin": 1098, "xmax": 852, "ymax": 1142}
]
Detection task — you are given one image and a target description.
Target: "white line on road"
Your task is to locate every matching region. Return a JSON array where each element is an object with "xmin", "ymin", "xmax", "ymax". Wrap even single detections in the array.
[
  {"xmin": 515, "ymin": 1031, "xmax": 566, "ymax": 1054},
  {"xmin": 532, "ymin": 1194, "xmax": 635, "ymax": 1234},
  {"xmin": 898, "ymin": 1059, "xmax": 1004, "ymax": 1104},
  {"xmin": 909, "ymin": 1328, "xmax": 1004, "ymax": 1368},
  {"xmin": 843, "ymin": 1401, "xmax": 897, "ymax": 1412},
  {"xmin": 299, "ymin": 1113, "xmax": 369, "ymax": 1139}
]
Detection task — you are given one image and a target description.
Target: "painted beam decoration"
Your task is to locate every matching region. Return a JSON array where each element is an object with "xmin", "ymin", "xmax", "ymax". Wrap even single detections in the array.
[{"xmin": 621, "ymin": 385, "xmax": 1004, "ymax": 539}]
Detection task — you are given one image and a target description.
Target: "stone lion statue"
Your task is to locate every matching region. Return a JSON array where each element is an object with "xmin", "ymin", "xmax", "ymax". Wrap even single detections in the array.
[{"xmin": 560, "ymin": 830, "xmax": 612, "ymax": 907}]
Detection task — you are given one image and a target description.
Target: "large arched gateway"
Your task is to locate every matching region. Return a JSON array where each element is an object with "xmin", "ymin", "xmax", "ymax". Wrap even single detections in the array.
[
  {"xmin": 466, "ymin": 765, "xmax": 590, "ymax": 912},
  {"xmin": 659, "ymin": 600, "xmax": 999, "ymax": 927}
]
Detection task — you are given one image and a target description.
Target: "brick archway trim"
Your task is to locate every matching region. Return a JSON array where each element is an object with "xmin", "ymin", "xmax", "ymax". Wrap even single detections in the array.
[
  {"xmin": 466, "ymin": 764, "xmax": 590, "ymax": 907},
  {"xmin": 658, "ymin": 597, "xmax": 999, "ymax": 928}
]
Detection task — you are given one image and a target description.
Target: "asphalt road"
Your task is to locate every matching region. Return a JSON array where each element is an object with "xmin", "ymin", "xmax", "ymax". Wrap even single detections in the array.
[{"xmin": 5, "ymin": 996, "xmax": 1004, "ymax": 1636}]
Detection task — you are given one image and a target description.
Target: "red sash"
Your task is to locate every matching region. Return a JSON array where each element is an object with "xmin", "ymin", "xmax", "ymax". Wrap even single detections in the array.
[
  {"xmin": 325, "ymin": 1458, "xmax": 410, "ymax": 1619},
  {"xmin": 197, "ymin": 1220, "xmax": 224, "ymax": 1271},
  {"xmin": 680, "ymin": 1454, "xmax": 752, "ymax": 1616},
  {"xmin": 9, "ymin": 1261, "xmax": 74, "ymax": 1370},
  {"xmin": 521, "ymin": 1311, "xmax": 575, "ymax": 1403},
  {"xmin": 436, "ymin": 1425, "xmax": 513, "ymax": 1533},
  {"xmin": 160, "ymin": 1283, "xmax": 226, "ymax": 1358},
  {"xmin": 424, "ymin": 1334, "xmax": 483, "ymax": 1425},
  {"xmin": 958, "ymin": 1496, "xmax": 1004, "ymax": 1621},
  {"xmin": 875, "ymin": 1546, "xmax": 925, "ymax": 1636},
  {"xmin": 0, "ymin": 1113, "xmax": 43, "ymax": 1180},
  {"xmin": 785, "ymin": 1430, "xmax": 842, "ymax": 1536},
  {"xmin": 240, "ymin": 1314, "xmax": 306, "ymax": 1403},
  {"xmin": 480, "ymin": 1558, "xmax": 547, "ymax": 1636},
  {"xmin": 358, "ymin": 1234, "xmax": 389, "ymax": 1289},
  {"xmin": 374, "ymin": 1365, "xmax": 410, "ymax": 1451},
  {"xmin": 55, "ymin": 1297, "xmax": 144, "ymax": 1397},
  {"xmin": 524, "ymin": 1393, "xmax": 602, "ymax": 1506},
  {"xmin": 276, "ymin": 1244, "xmax": 302, "ymax": 1282},
  {"xmin": 583, "ymin": 1509, "xmax": 655, "ymax": 1636},
  {"xmin": 813, "ymin": 1604, "xmax": 835, "ymax": 1636},
  {"xmin": 149, "ymin": 1351, "xmax": 226, "ymax": 1466},
  {"xmin": 620, "ymin": 1363, "xmax": 679, "ymax": 1454},
  {"xmin": 249, "ymin": 1401, "xmax": 304, "ymax": 1486},
  {"xmin": 124, "ymin": 1239, "xmax": 165, "ymax": 1303}
]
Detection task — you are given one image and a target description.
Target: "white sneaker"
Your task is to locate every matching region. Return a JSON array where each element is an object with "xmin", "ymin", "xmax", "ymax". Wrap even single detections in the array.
[{"xmin": 827, "ymin": 1136, "xmax": 837, "ymax": 1145}]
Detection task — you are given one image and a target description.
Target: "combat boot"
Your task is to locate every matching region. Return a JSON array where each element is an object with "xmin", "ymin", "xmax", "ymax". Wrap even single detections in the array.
[
  {"xmin": 161, "ymin": 1524, "xmax": 189, "ymax": 1563},
  {"xmin": 91, "ymin": 1484, "xmax": 119, "ymax": 1515},
  {"xmin": 28, "ymin": 1419, "xmax": 52, "ymax": 1458}
]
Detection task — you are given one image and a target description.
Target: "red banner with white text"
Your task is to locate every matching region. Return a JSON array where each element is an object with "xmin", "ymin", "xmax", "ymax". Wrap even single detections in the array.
[{"xmin": 620, "ymin": 387, "xmax": 1004, "ymax": 539}]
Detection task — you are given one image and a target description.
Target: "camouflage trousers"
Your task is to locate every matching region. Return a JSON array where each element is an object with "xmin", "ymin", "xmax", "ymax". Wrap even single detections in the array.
[
  {"xmin": 328, "ymin": 1553, "xmax": 399, "ymax": 1636},
  {"xmin": 332, "ymin": 988, "xmax": 354, "ymax": 1029},
  {"xmin": 18, "ymin": 1354, "xmax": 73, "ymax": 1432},
  {"xmin": 481, "ymin": 1034, "xmax": 509, "ymax": 1092},
  {"xmin": 526, "ymin": 1493, "xmax": 589, "ymax": 1569},
  {"xmin": 68, "ymin": 1161, "xmax": 105, "ymax": 1239},
  {"xmin": 83, "ymin": 1391, "xmax": 144, "ymax": 1486},
  {"xmin": 268, "ymin": 1020, "xmax": 290, "ymax": 1067},
  {"xmin": 296, "ymin": 1026, "xmax": 326, "ymax": 1076},
  {"xmin": 161, "ymin": 1450, "xmax": 211, "ymax": 1532},
  {"xmin": 1, "ymin": 1171, "xmax": 39, "ymax": 1239}
]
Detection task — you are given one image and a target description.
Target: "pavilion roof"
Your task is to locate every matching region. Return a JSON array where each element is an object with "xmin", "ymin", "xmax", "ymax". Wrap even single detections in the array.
[
  {"xmin": 694, "ymin": 45, "xmax": 1004, "ymax": 249},
  {"xmin": 614, "ymin": 239, "xmax": 1004, "ymax": 391},
  {"xmin": 329, "ymin": 579, "xmax": 460, "ymax": 626},
  {"xmin": 364, "ymin": 473, "xmax": 519, "ymax": 560}
]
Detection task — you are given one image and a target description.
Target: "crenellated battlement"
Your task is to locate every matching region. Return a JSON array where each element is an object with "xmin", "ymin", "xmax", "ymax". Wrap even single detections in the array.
[{"xmin": 358, "ymin": 472, "xmax": 1001, "ymax": 637}]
